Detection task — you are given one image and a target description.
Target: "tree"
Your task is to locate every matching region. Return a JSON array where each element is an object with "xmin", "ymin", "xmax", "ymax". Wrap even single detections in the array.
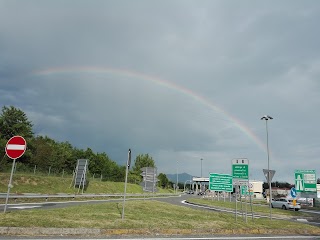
[
  {"xmin": 0, "ymin": 106, "xmax": 34, "ymax": 166},
  {"xmin": 0, "ymin": 106, "xmax": 33, "ymax": 140},
  {"xmin": 29, "ymin": 135, "xmax": 55, "ymax": 171},
  {"xmin": 132, "ymin": 154, "xmax": 155, "ymax": 172},
  {"xmin": 131, "ymin": 154, "xmax": 156, "ymax": 183},
  {"xmin": 158, "ymin": 173, "xmax": 170, "ymax": 189}
]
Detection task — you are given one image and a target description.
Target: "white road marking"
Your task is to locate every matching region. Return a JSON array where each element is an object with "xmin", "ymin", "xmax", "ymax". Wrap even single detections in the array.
[{"xmin": 9, "ymin": 205, "xmax": 41, "ymax": 209}]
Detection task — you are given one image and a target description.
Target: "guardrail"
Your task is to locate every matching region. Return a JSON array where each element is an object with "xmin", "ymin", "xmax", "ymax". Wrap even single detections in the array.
[{"xmin": 0, "ymin": 193, "xmax": 177, "ymax": 200}]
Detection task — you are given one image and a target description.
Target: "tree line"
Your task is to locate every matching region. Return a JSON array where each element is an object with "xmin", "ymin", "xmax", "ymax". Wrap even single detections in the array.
[{"xmin": 0, "ymin": 106, "xmax": 172, "ymax": 188}]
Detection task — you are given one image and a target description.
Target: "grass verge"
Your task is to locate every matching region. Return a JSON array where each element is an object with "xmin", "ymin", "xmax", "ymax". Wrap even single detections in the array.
[
  {"xmin": 0, "ymin": 173, "xmax": 174, "ymax": 195},
  {"xmin": 0, "ymin": 200, "xmax": 319, "ymax": 236}
]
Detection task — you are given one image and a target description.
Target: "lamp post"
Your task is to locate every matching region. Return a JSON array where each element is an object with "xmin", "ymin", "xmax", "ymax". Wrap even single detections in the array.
[
  {"xmin": 176, "ymin": 159, "xmax": 178, "ymax": 194},
  {"xmin": 200, "ymin": 158, "xmax": 203, "ymax": 177},
  {"xmin": 122, "ymin": 148, "xmax": 131, "ymax": 220},
  {"xmin": 261, "ymin": 115, "xmax": 273, "ymax": 220}
]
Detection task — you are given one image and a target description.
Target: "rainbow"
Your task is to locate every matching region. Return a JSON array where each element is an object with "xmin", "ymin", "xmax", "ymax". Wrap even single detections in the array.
[{"xmin": 32, "ymin": 66, "xmax": 267, "ymax": 153}]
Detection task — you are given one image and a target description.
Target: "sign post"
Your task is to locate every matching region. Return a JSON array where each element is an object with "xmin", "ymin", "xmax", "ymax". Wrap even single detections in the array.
[
  {"xmin": 232, "ymin": 159, "xmax": 249, "ymax": 185},
  {"xmin": 4, "ymin": 136, "xmax": 27, "ymax": 213},
  {"xmin": 232, "ymin": 158, "xmax": 249, "ymax": 222}
]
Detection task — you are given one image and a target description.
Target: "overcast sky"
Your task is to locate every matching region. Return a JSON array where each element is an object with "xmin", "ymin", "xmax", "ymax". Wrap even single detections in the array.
[{"xmin": 1, "ymin": 0, "xmax": 319, "ymax": 183}]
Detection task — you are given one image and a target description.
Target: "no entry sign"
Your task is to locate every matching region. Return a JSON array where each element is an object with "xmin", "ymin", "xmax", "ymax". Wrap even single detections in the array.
[{"xmin": 5, "ymin": 136, "xmax": 27, "ymax": 160}]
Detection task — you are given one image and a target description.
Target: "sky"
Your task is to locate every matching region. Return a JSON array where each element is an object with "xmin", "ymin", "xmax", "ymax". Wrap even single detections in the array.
[{"xmin": 1, "ymin": 0, "xmax": 320, "ymax": 184}]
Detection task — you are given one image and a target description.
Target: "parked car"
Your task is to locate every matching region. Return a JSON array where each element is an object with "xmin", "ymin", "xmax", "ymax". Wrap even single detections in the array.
[
  {"xmin": 271, "ymin": 198, "xmax": 301, "ymax": 211},
  {"xmin": 197, "ymin": 191, "xmax": 205, "ymax": 196}
]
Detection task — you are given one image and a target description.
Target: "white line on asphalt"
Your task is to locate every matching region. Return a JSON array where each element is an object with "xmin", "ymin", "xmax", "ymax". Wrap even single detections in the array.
[{"xmin": 9, "ymin": 206, "xmax": 41, "ymax": 209}]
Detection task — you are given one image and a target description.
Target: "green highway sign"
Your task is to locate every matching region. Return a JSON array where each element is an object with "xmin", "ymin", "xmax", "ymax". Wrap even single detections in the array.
[
  {"xmin": 209, "ymin": 173, "xmax": 233, "ymax": 192},
  {"xmin": 295, "ymin": 170, "xmax": 317, "ymax": 192},
  {"xmin": 240, "ymin": 185, "xmax": 253, "ymax": 196},
  {"xmin": 232, "ymin": 159, "xmax": 249, "ymax": 185}
]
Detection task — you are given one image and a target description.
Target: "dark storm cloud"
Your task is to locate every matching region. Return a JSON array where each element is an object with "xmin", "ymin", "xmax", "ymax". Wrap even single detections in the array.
[{"xmin": 1, "ymin": 0, "xmax": 320, "ymax": 182}]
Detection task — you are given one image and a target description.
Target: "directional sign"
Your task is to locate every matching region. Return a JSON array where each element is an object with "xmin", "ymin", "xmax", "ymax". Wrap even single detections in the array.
[
  {"xmin": 5, "ymin": 136, "xmax": 27, "ymax": 160},
  {"xmin": 141, "ymin": 167, "xmax": 158, "ymax": 192},
  {"xmin": 263, "ymin": 169, "xmax": 276, "ymax": 183},
  {"xmin": 295, "ymin": 170, "xmax": 316, "ymax": 192},
  {"xmin": 232, "ymin": 159, "xmax": 249, "ymax": 186},
  {"xmin": 209, "ymin": 173, "xmax": 233, "ymax": 192},
  {"xmin": 290, "ymin": 187, "xmax": 297, "ymax": 198},
  {"xmin": 240, "ymin": 185, "xmax": 254, "ymax": 196}
]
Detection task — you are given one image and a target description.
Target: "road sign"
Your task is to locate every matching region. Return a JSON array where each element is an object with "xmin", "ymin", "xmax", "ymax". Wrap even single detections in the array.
[
  {"xmin": 209, "ymin": 173, "xmax": 233, "ymax": 192},
  {"xmin": 240, "ymin": 185, "xmax": 254, "ymax": 196},
  {"xmin": 263, "ymin": 169, "xmax": 276, "ymax": 183},
  {"xmin": 5, "ymin": 136, "xmax": 27, "ymax": 160},
  {"xmin": 232, "ymin": 159, "xmax": 249, "ymax": 185},
  {"xmin": 141, "ymin": 167, "xmax": 158, "ymax": 192},
  {"xmin": 290, "ymin": 187, "xmax": 297, "ymax": 198},
  {"xmin": 295, "ymin": 170, "xmax": 317, "ymax": 192}
]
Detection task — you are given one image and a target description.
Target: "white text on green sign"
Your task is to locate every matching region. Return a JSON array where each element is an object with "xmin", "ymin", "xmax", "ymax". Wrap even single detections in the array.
[
  {"xmin": 232, "ymin": 165, "xmax": 249, "ymax": 179},
  {"xmin": 209, "ymin": 173, "xmax": 233, "ymax": 192},
  {"xmin": 295, "ymin": 170, "xmax": 317, "ymax": 192}
]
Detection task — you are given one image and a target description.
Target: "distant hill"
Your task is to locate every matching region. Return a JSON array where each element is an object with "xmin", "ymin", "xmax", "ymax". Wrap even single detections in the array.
[{"xmin": 166, "ymin": 172, "xmax": 194, "ymax": 184}]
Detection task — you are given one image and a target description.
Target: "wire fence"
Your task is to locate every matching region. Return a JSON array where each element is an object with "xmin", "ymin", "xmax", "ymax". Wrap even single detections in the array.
[{"xmin": 1, "ymin": 163, "xmax": 107, "ymax": 181}]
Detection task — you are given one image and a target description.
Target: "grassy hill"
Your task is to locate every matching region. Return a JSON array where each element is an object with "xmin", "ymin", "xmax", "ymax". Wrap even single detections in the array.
[{"xmin": 0, "ymin": 172, "xmax": 174, "ymax": 195}]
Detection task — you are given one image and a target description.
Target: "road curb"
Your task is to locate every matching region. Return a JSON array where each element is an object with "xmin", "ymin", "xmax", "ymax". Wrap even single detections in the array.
[
  {"xmin": 0, "ymin": 227, "xmax": 101, "ymax": 236},
  {"xmin": 0, "ymin": 227, "xmax": 320, "ymax": 237}
]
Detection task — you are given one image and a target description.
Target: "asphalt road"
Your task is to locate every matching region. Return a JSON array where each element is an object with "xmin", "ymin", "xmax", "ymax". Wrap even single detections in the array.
[{"xmin": 0, "ymin": 194, "xmax": 320, "ymax": 239}]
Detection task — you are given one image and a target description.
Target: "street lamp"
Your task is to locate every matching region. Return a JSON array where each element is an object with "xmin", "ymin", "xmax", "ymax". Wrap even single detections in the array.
[
  {"xmin": 200, "ymin": 158, "xmax": 203, "ymax": 177},
  {"xmin": 176, "ymin": 159, "xmax": 178, "ymax": 194},
  {"xmin": 261, "ymin": 115, "xmax": 273, "ymax": 219}
]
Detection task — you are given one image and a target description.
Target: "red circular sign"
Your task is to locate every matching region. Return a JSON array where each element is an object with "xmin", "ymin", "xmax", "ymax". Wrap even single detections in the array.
[{"xmin": 5, "ymin": 136, "xmax": 27, "ymax": 160}]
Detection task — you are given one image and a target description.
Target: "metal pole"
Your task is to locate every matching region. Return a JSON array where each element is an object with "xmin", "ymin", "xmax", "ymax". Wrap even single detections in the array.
[
  {"xmin": 250, "ymin": 191, "xmax": 254, "ymax": 221},
  {"xmin": 122, "ymin": 149, "xmax": 131, "ymax": 220},
  {"xmin": 245, "ymin": 191, "xmax": 248, "ymax": 223},
  {"xmin": 4, "ymin": 159, "xmax": 16, "ymax": 213},
  {"xmin": 121, "ymin": 164, "xmax": 129, "ymax": 219},
  {"xmin": 200, "ymin": 158, "xmax": 203, "ymax": 177},
  {"xmin": 266, "ymin": 119, "xmax": 272, "ymax": 220},
  {"xmin": 176, "ymin": 159, "xmax": 178, "ymax": 194},
  {"xmin": 235, "ymin": 186, "xmax": 238, "ymax": 222}
]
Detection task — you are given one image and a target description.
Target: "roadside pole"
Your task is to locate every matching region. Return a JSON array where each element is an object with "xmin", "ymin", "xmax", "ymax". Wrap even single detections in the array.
[
  {"xmin": 235, "ymin": 185, "xmax": 238, "ymax": 222},
  {"xmin": 121, "ymin": 149, "xmax": 131, "ymax": 220},
  {"xmin": 4, "ymin": 136, "xmax": 27, "ymax": 214},
  {"xmin": 4, "ymin": 159, "xmax": 16, "ymax": 213},
  {"xmin": 250, "ymin": 192, "xmax": 253, "ymax": 221},
  {"xmin": 240, "ymin": 190, "xmax": 243, "ymax": 219},
  {"xmin": 245, "ymin": 180, "xmax": 249, "ymax": 223}
]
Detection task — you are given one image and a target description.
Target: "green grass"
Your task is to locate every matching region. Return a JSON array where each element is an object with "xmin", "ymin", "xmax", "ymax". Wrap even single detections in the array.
[
  {"xmin": 0, "ymin": 172, "xmax": 174, "ymax": 195},
  {"xmin": 1, "ymin": 173, "xmax": 319, "ymax": 236},
  {"xmin": 0, "ymin": 200, "xmax": 319, "ymax": 235}
]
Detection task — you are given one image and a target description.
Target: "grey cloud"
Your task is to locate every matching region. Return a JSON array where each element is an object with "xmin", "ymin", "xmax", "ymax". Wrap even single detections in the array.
[{"xmin": 1, "ymin": 0, "xmax": 320, "ymax": 182}]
